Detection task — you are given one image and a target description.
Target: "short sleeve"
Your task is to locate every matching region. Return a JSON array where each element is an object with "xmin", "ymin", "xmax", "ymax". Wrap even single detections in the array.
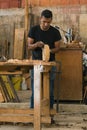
[
  {"xmin": 54, "ymin": 29, "xmax": 62, "ymax": 41},
  {"xmin": 28, "ymin": 27, "xmax": 35, "ymax": 39}
]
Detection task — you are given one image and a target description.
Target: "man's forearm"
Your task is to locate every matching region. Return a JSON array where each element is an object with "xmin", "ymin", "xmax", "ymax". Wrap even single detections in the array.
[
  {"xmin": 28, "ymin": 43, "xmax": 38, "ymax": 50},
  {"xmin": 50, "ymin": 47, "xmax": 60, "ymax": 54},
  {"xmin": 28, "ymin": 41, "xmax": 44, "ymax": 50}
]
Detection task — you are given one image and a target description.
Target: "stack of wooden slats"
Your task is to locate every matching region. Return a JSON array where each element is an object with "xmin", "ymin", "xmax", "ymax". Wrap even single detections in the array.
[{"xmin": 0, "ymin": 76, "xmax": 20, "ymax": 103}]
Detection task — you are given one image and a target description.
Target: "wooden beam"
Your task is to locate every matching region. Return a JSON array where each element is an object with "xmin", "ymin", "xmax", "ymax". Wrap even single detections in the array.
[
  {"xmin": 0, "ymin": 108, "xmax": 56, "ymax": 115},
  {"xmin": 25, "ymin": 0, "xmax": 29, "ymax": 35},
  {"xmin": 13, "ymin": 28, "xmax": 25, "ymax": 59},
  {"xmin": 0, "ymin": 87, "xmax": 4, "ymax": 102},
  {"xmin": 34, "ymin": 65, "xmax": 42, "ymax": 130},
  {"xmin": 43, "ymin": 67, "xmax": 50, "ymax": 115},
  {"xmin": 0, "ymin": 71, "xmax": 22, "ymax": 75},
  {"xmin": 0, "ymin": 114, "xmax": 51, "ymax": 123},
  {"xmin": 25, "ymin": 0, "xmax": 30, "ymax": 58},
  {"xmin": 41, "ymin": 98, "xmax": 49, "ymax": 106}
]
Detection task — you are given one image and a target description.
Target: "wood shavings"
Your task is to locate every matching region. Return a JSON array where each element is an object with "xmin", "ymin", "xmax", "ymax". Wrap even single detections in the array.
[
  {"xmin": 66, "ymin": 41, "xmax": 83, "ymax": 48},
  {"xmin": 7, "ymin": 59, "xmax": 19, "ymax": 63}
]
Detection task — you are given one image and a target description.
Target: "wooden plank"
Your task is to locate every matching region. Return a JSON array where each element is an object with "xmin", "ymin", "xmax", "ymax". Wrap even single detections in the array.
[
  {"xmin": 0, "ymin": 87, "xmax": 4, "ymax": 102},
  {"xmin": 0, "ymin": 76, "xmax": 11, "ymax": 102},
  {"xmin": 43, "ymin": 67, "xmax": 50, "ymax": 115},
  {"xmin": 0, "ymin": 115, "xmax": 51, "ymax": 123},
  {"xmin": 55, "ymin": 49, "xmax": 83, "ymax": 100},
  {"xmin": 42, "ymin": 108, "xmax": 56, "ymax": 116},
  {"xmin": 13, "ymin": 28, "xmax": 25, "ymax": 59},
  {"xmin": 25, "ymin": 0, "xmax": 29, "ymax": 35},
  {"xmin": 0, "ymin": 60, "xmax": 56, "ymax": 66},
  {"xmin": 41, "ymin": 98, "xmax": 49, "ymax": 106},
  {"xmin": 34, "ymin": 65, "xmax": 42, "ymax": 130},
  {"xmin": 0, "ymin": 108, "xmax": 56, "ymax": 115},
  {"xmin": 0, "ymin": 108, "xmax": 33, "ymax": 114},
  {"xmin": 0, "ymin": 76, "xmax": 20, "ymax": 102},
  {"xmin": 0, "ymin": 85, "xmax": 6, "ymax": 102},
  {"xmin": 0, "ymin": 115, "xmax": 33, "ymax": 123},
  {"xmin": 0, "ymin": 71, "xmax": 22, "ymax": 75},
  {"xmin": 25, "ymin": 0, "xmax": 29, "ymax": 58},
  {"xmin": 42, "ymin": 44, "xmax": 50, "ymax": 61}
]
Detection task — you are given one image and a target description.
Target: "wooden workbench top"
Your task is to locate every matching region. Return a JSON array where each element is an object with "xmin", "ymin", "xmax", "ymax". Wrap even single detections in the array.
[
  {"xmin": 0, "ymin": 59, "xmax": 56, "ymax": 66},
  {"xmin": 0, "ymin": 59, "xmax": 56, "ymax": 71}
]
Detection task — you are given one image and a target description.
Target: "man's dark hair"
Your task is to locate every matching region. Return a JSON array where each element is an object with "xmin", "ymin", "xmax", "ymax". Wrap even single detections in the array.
[{"xmin": 41, "ymin": 9, "xmax": 53, "ymax": 19}]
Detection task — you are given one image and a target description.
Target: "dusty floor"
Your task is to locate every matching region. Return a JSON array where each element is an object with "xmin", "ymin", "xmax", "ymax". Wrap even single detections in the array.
[
  {"xmin": 0, "ymin": 125, "xmax": 85, "ymax": 130},
  {"xmin": 0, "ymin": 110, "xmax": 87, "ymax": 130},
  {"xmin": 0, "ymin": 90, "xmax": 87, "ymax": 130},
  {"xmin": 0, "ymin": 103, "xmax": 87, "ymax": 130}
]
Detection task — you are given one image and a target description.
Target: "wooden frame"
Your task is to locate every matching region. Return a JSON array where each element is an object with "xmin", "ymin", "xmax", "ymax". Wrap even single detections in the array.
[{"xmin": 0, "ymin": 60, "xmax": 56, "ymax": 130}]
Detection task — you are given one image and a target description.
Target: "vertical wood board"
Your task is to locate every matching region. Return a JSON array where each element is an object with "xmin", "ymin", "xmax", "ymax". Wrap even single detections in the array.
[
  {"xmin": 13, "ymin": 28, "xmax": 25, "ymax": 59},
  {"xmin": 34, "ymin": 65, "xmax": 42, "ymax": 130},
  {"xmin": 55, "ymin": 49, "xmax": 83, "ymax": 100}
]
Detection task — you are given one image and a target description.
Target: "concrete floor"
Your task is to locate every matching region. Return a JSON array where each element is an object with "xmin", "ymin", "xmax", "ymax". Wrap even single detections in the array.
[
  {"xmin": 0, "ymin": 124, "xmax": 86, "ymax": 130},
  {"xmin": 0, "ymin": 125, "xmax": 59, "ymax": 130}
]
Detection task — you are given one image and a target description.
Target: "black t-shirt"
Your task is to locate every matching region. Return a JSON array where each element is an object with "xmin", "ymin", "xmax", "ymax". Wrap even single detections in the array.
[{"xmin": 28, "ymin": 25, "xmax": 62, "ymax": 61}]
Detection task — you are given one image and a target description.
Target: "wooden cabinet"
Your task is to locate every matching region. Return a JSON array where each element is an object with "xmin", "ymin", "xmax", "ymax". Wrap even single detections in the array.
[{"xmin": 54, "ymin": 48, "xmax": 83, "ymax": 100}]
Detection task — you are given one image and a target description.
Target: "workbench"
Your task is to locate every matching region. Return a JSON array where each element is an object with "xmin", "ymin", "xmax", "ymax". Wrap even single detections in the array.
[{"xmin": 0, "ymin": 59, "xmax": 56, "ymax": 130}]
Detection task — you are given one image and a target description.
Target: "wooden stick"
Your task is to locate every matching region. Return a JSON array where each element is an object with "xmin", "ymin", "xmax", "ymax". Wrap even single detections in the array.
[
  {"xmin": 34, "ymin": 65, "xmax": 42, "ymax": 130},
  {"xmin": 25, "ymin": 0, "xmax": 29, "ymax": 58}
]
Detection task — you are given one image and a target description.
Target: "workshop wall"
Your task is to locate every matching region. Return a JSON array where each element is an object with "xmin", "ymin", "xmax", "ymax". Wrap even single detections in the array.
[
  {"xmin": 0, "ymin": 0, "xmax": 87, "ymax": 9},
  {"xmin": 31, "ymin": 5, "xmax": 87, "ymax": 43},
  {"xmin": 21, "ymin": 0, "xmax": 87, "ymax": 7},
  {"xmin": 0, "ymin": 9, "xmax": 25, "ymax": 58},
  {"xmin": 0, "ymin": 5, "xmax": 87, "ymax": 58}
]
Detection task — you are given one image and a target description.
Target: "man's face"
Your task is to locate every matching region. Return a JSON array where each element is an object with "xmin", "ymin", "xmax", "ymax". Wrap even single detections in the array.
[{"xmin": 40, "ymin": 16, "xmax": 52, "ymax": 31}]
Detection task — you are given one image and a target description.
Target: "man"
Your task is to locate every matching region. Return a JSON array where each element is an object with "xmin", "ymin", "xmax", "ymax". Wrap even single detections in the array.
[{"xmin": 28, "ymin": 9, "xmax": 62, "ymax": 108}]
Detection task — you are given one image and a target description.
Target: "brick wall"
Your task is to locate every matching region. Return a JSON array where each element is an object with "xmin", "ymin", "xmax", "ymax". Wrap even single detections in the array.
[
  {"xmin": 26, "ymin": 0, "xmax": 87, "ymax": 6},
  {"xmin": 0, "ymin": 0, "xmax": 20, "ymax": 9},
  {"xmin": 0, "ymin": 0, "xmax": 87, "ymax": 9},
  {"xmin": 22, "ymin": 0, "xmax": 87, "ymax": 7},
  {"xmin": 0, "ymin": 0, "xmax": 10, "ymax": 9}
]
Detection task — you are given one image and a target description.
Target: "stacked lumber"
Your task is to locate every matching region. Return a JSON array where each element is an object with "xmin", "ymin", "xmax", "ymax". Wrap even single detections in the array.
[{"xmin": 0, "ymin": 76, "xmax": 20, "ymax": 103}]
